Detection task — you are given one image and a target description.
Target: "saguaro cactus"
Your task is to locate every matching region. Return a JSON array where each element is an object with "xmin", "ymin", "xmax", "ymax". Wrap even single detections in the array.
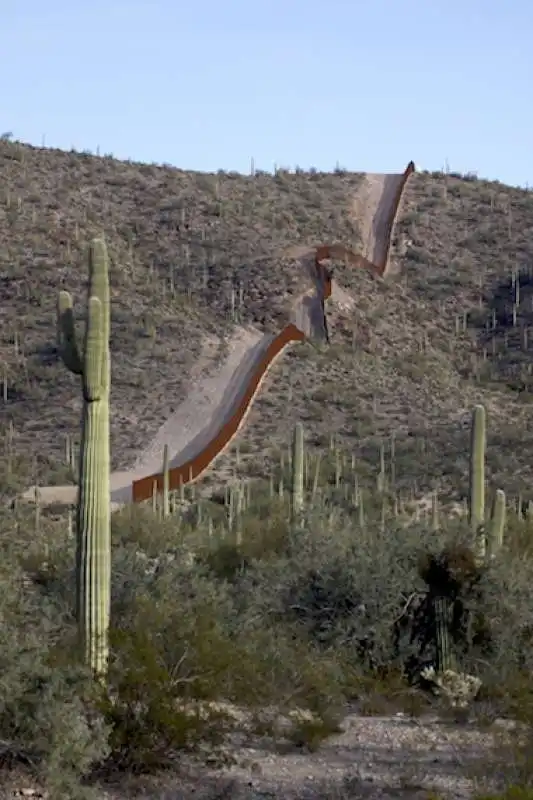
[
  {"xmin": 57, "ymin": 238, "xmax": 111, "ymax": 679},
  {"xmin": 469, "ymin": 404, "xmax": 486, "ymax": 562},
  {"xmin": 434, "ymin": 595, "xmax": 456, "ymax": 673},
  {"xmin": 488, "ymin": 489, "xmax": 506, "ymax": 559},
  {"xmin": 291, "ymin": 422, "xmax": 305, "ymax": 522},
  {"xmin": 162, "ymin": 443, "xmax": 170, "ymax": 519}
]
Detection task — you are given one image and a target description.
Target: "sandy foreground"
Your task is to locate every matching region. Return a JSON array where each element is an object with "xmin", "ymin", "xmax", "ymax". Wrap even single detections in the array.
[
  {"xmin": 6, "ymin": 707, "xmax": 516, "ymax": 800},
  {"xmin": 113, "ymin": 710, "xmax": 520, "ymax": 800}
]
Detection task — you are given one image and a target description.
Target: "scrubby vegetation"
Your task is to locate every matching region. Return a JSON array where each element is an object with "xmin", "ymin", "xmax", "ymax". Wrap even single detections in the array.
[{"xmin": 4, "ymin": 411, "xmax": 533, "ymax": 797}]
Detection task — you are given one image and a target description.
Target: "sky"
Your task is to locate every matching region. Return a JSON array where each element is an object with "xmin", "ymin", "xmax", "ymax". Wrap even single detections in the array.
[{"xmin": 1, "ymin": 0, "xmax": 531, "ymax": 187}]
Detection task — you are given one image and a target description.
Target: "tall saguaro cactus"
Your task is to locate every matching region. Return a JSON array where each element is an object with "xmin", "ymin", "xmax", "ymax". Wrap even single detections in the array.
[{"xmin": 57, "ymin": 238, "xmax": 111, "ymax": 679}]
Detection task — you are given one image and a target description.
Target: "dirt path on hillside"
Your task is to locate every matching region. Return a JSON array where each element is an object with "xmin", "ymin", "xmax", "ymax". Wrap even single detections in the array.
[
  {"xmin": 352, "ymin": 173, "xmax": 389, "ymax": 264},
  {"xmin": 351, "ymin": 169, "xmax": 412, "ymax": 276}
]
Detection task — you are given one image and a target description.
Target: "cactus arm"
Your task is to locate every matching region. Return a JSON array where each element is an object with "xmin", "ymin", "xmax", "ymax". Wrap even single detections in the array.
[
  {"xmin": 57, "ymin": 290, "xmax": 84, "ymax": 374},
  {"xmin": 83, "ymin": 296, "xmax": 105, "ymax": 401}
]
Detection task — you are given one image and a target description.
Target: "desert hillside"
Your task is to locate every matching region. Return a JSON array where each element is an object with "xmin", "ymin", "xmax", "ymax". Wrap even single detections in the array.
[{"xmin": 2, "ymin": 139, "xmax": 533, "ymax": 503}]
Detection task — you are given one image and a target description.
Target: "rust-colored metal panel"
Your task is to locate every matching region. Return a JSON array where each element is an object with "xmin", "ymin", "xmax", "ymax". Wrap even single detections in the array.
[{"xmin": 131, "ymin": 323, "xmax": 306, "ymax": 502}]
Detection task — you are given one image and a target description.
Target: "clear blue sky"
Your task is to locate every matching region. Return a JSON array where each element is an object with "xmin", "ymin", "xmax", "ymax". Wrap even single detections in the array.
[{"xmin": 2, "ymin": 0, "xmax": 531, "ymax": 187}]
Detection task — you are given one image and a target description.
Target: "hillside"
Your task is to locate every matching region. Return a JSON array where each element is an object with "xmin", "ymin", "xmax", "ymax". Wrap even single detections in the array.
[{"xmin": 2, "ymin": 139, "xmax": 533, "ymax": 504}]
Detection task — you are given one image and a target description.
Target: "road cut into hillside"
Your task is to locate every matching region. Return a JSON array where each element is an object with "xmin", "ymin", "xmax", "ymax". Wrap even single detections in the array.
[{"xmin": 21, "ymin": 161, "xmax": 415, "ymax": 509}]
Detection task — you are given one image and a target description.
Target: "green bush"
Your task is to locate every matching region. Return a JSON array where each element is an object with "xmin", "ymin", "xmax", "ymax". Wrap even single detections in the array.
[
  {"xmin": 94, "ymin": 577, "xmax": 348, "ymax": 770},
  {"xmin": 96, "ymin": 623, "xmax": 235, "ymax": 774},
  {"xmin": 0, "ymin": 543, "xmax": 108, "ymax": 798}
]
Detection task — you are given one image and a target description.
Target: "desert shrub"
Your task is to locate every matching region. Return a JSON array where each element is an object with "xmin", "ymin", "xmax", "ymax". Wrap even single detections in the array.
[
  {"xmin": 0, "ymin": 546, "xmax": 109, "ymax": 798},
  {"xmin": 5, "ymin": 444, "xmax": 533, "ymax": 790},
  {"xmin": 500, "ymin": 513, "xmax": 533, "ymax": 560},
  {"xmin": 200, "ymin": 541, "xmax": 250, "ymax": 582},
  {"xmin": 234, "ymin": 512, "xmax": 441, "ymax": 665},
  {"xmin": 471, "ymin": 549, "xmax": 533, "ymax": 706},
  {"xmin": 96, "ymin": 622, "xmax": 235, "ymax": 774},
  {"xmin": 96, "ymin": 560, "xmax": 348, "ymax": 769},
  {"xmin": 225, "ymin": 509, "xmax": 533, "ymax": 708},
  {"xmin": 111, "ymin": 503, "xmax": 188, "ymax": 556}
]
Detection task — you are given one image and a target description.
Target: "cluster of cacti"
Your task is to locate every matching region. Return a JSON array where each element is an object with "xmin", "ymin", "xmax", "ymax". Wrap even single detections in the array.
[
  {"xmin": 276, "ymin": 411, "xmax": 507, "ymax": 695},
  {"xmin": 427, "ymin": 403, "xmax": 507, "ymax": 693},
  {"xmin": 57, "ymin": 238, "xmax": 111, "ymax": 679}
]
